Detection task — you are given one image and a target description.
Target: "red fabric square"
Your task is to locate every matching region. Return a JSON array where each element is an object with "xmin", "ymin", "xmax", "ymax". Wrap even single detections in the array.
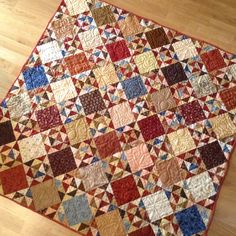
[
  {"xmin": 64, "ymin": 53, "xmax": 91, "ymax": 76},
  {"xmin": 220, "ymin": 86, "xmax": 236, "ymax": 111},
  {"xmin": 111, "ymin": 175, "xmax": 140, "ymax": 206},
  {"xmin": 201, "ymin": 49, "xmax": 226, "ymax": 72},
  {"xmin": 129, "ymin": 225, "xmax": 155, "ymax": 236},
  {"xmin": 138, "ymin": 115, "xmax": 165, "ymax": 141},
  {"xmin": 106, "ymin": 40, "xmax": 131, "ymax": 62},
  {"xmin": 94, "ymin": 131, "xmax": 122, "ymax": 159},
  {"xmin": 0, "ymin": 165, "xmax": 28, "ymax": 194},
  {"xmin": 36, "ymin": 105, "xmax": 62, "ymax": 131},
  {"xmin": 180, "ymin": 100, "xmax": 206, "ymax": 125}
]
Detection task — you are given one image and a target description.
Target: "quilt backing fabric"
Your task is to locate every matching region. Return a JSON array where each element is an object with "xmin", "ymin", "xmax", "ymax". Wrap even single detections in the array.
[{"xmin": 0, "ymin": 0, "xmax": 236, "ymax": 235}]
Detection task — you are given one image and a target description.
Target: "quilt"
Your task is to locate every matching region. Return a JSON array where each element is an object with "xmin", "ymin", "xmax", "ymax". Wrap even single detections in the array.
[{"xmin": 0, "ymin": 0, "xmax": 236, "ymax": 235}]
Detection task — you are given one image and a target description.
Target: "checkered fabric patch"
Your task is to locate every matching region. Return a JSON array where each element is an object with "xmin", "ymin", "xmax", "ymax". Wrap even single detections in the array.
[{"xmin": 0, "ymin": 0, "xmax": 236, "ymax": 235}]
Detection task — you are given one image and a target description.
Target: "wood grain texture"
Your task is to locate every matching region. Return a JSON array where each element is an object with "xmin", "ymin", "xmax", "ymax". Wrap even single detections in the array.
[{"xmin": 0, "ymin": 0, "xmax": 235, "ymax": 235}]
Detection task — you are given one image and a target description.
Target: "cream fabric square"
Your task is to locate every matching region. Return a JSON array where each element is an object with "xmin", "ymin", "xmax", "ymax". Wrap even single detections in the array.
[
  {"xmin": 79, "ymin": 28, "xmax": 103, "ymax": 50},
  {"xmin": 168, "ymin": 128, "xmax": 196, "ymax": 156},
  {"xmin": 186, "ymin": 171, "xmax": 216, "ymax": 202},
  {"xmin": 109, "ymin": 101, "xmax": 135, "ymax": 129},
  {"xmin": 37, "ymin": 41, "xmax": 63, "ymax": 64},
  {"xmin": 65, "ymin": 117, "xmax": 90, "ymax": 145},
  {"xmin": 18, "ymin": 134, "xmax": 47, "ymax": 162},
  {"xmin": 64, "ymin": 0, "xmax": 89, "ymax": 16},
  {"xmin": 142, "ymin": 190, "xmax": 173, "ymax": 222},
  {"xmin": 125, "ymin": 143, "xmax": 153, "ymax": 173},
  {"xmin": 209, "ymin": 113, "xmax": 236, "ymax": 139},
  {"xmin": 51, "ymin": 78, "xmax": 77, "ymax": 103},
  {"xmin": 7, "ymin": 93, "xmax": 31, "ymax": 119},
  {"xmin": 134, "ymin": 51, "xmax": 158, "ymax": 74},
  {"xmin": 172, "ymin": 38, "xmax": 198, "ymax": 60},
  {"xmin": 94, "ymin": 63, "xmax": 118, "ymax": 86}
]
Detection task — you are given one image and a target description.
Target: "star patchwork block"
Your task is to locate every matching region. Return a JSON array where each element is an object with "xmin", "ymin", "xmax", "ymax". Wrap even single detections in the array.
[
  {"xmin": 23, "ymin": 65, "xmax": 49, "ymax": 90},
  {"xmin": 168, "ymin": 128, "xmax": 196, "ymax": 156},
  {"xmin": 134, "ymin": 51, "xmax": 158, "ymax": 74},
  {"xmin": 172, "ymin": 38, "xmax": 198, "ymax": 60},
  {"xmin": 125, "ymin": 142, "xmax": 153, "ymax": 173},
  {"xmin": 142, "ymin": 190, "xmax": 173, "ymax": 222},
  {"xmin": 37, "ymin": 41, "xmax": 63, "ymax": 64}
]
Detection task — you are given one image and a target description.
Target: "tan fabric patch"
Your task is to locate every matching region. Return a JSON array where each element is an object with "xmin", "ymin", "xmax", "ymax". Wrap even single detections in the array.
[
  {"xmin": 109, "ymin": 101, "xmax": 135, "ymax": 129},
  {"xmin": 156, "ymin": 157, "xmax": 186, "ymax": 187},
  {"xmin": 31, "ymin": 179, "xmax": 61, "ymax": 211},
  {"xmin": 93, "ymin": 63, "xmax": 118, "ymax": 86},
  {"xmin": 118, "ymin": 15, "xmax": 143, "ymax": 37},
  {"xmin": 95, "ymin": 209, "xmax": 126, "ymax": 236},
  {"xmin": 151, "ymin": 87, "xmax": 176, "ymax": 113},
  {"xmin": 134, "ymin": 51, "xmax": 158, "ymax": 74},
  {"xmin": 168, "ymin": 128, "xmax": 196, "ymax": 156},
  {"xmin": 209, "ymin": 113, "xmax": 236, "ymax": 139},
  {"xmin": 64, "ymin": 0, "xmax": 89, "ymax": 16},
  {"xmin": 65, "ymin": 117, "xmax": 91, "ymax": 145}
]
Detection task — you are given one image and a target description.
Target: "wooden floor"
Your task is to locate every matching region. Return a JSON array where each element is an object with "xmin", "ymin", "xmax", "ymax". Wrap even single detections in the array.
[{"xmin": 0, "ymin": 0, "xmax": 235, "ymax": 235}]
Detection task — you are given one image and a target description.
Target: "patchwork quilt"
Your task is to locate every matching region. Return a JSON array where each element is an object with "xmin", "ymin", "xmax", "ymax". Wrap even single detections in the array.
[{"xmin": 0, "ymin": 0, "xmax": 236, "ymax": 235}]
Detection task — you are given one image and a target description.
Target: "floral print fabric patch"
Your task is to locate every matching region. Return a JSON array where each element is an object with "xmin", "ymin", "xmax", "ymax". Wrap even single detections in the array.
[{"xmin": 0, "ymin": 0, "xmax": 236, "ymax": 235}]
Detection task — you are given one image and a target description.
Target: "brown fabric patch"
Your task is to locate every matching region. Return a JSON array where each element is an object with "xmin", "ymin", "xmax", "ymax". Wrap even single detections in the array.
[
  {"xmin": 151, "ymin": 87, "xmax": 176, "ymax": 113},
  {"xmin": 220, "ymin": 86, "xmax": 236, "ymax": 111},
  {"xmin": 31, "ymin": 179, "xmax": 61, "ymax": 211},
  {"xmin": 0, "ymin": 121, "xmax": 15, "ymax": 146},
  {"xmin": 145, "ymin": 28, "xmax": 170, "ymax": 49},
  {"xmin": 156, "ymin": 158, "xmax": 186, "ymax": 187},
  {"xmin": 92, "ymin": 6, "xmax": 116, "ymax": 27}
]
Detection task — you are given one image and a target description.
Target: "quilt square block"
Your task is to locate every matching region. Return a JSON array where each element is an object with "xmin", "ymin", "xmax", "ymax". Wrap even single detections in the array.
[
  {"xmin": 151, "ymin": 87, "xmax": 176, "ymax": 113},
  {"xmin": 201, "ymin": 49, "xmax": 226, "ymax": 72},
  {"xmin": 94, "ymin": 131, "xmax": 121, "ymax": 159},
  {"xmin": 142, "ymin": 190, "xmax": 173, "ymax": 222},
  {"xmin": 95, "ymin": 209, "xmax": 126, "ymax": 236},
  {"xmin": 121, "ymin": 75, "xmax": 147, "ymax": 100},
  {"xmin": 64, "ymin": 53, "xmax": 91, "ymax": 76},
  {"xmin": 172, "ymin": 38, "xmax": 198, "ymax": 60},
  {"xmin": 180, "ymin": 100, "xmax": 206, "ymax": 125},
  {"xmin": 63, "ymin": 194, "xmax": 93, "ymax": 226},
  {"xmin": 36, "ymin": 105, "xmax": 62, "ymax": 131},
  {"xmin": 31, "ymin": 179, "xmax": 61, "ymax": 211},
  {"xmin": 92, "ymin": 5, "xmax": 116, "ymax": 27},
  {"xmin": 198, "ymin": 141, "xmax": 226, "ymax": 169},
  {"xmin": 109, "ymin": 101, "xmax": 135, "ymax": 129},
  {"xmin": 175, "ymin": 205, "xmax": 206, "ymax": 235},
  {"xmin": 79, "ymin": 28, "xmax": 103, "ymax": 50},
  {"xmin": 6, "ymin": 93, "xmax": 31, "ymax": 119},
  {"xmin": 48, "ymin": 147, "xmax": 77, "ymax": 177},
  {"xmin": 18, "ymin": 133, "xmax": 47, "ymax": 162},
  {"xmin": 138, "ymin": 114, "xmax": 165, "ymax": 141},
  {"xmin": 118, "ymin": 15, "xmax": 143, "ymax": 37},
  {"xmin": 134, "ymin": 51, "xmax": 158, "ymax": 74},
  {"xmin": 129, "ymin": 225, "xmax": 155, "ymax": 236},
  {"xmin": 125, "ymin": 142, "xmax": 153, "ymax": 173},
  {"xmin": 220, "ymin": 86, "xmax": 236, "ymax": 111},
  {"xmin": 64, "ymin": 0, "xmax": 89, "ymax": 16},
  {"xmin": 167, "ymin": 128, "xmax": 196, "ymax": 156},
  {"xmin": 79, "ymin": 90, "xmax": 106, "ymax": 115},
  {"xmin": 93, "ymin": 63, "xmax": 119, "ymax": 86},
  {"xmin": 23, "ymin": 65, "xmax": 49, "ymax": 91},
  {"xmin": 0, "ymin": 165, "xmax": 28, "ymax": 195},
  {"xmin": 145, "ymin": 27, "xmax": 170, "ymax": 49},
  {"xmin": 186, "ymin": 171, "xmax": 216, "ymax": 202},
  {"xmin": 106, "ymin": 40, "xmax": 131, "ymax": 62},
  {"xmin": 111, "ymin": 175, "xmax": 140, "ymax": 206},
  {"xmin": 0, "ymin": 121, "xmax": 15, "ymax": 146},
  {"xmin": 37, "ymin": 41, "xmax": 63, "ymax": 64},
  {"xmin": 51, "ymin": 78, "xmax": 77, "ymax": 103},
  {"xmin": 209, "ymin": 113, "xmax": 236, "ymax": 139},
  {"xmin": 161, "ymin": 62, "xmax": 188, "ymax": 86}
]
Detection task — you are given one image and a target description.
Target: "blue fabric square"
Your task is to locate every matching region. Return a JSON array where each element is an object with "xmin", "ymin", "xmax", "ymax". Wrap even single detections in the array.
[
  {"xmin": 121, "ymin": 76, "xmax": 147, "ymax": 100},
  {"xmin": 175, "ymin": 205, "xmax": 206, "ymax": 236},
  {"xmin": 23, "ymin": 65, "xmax": 49, "ymax": 90},
  {"xmin": 63, "ymin": 194, "xmax": 92, "ymax": 226}
]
